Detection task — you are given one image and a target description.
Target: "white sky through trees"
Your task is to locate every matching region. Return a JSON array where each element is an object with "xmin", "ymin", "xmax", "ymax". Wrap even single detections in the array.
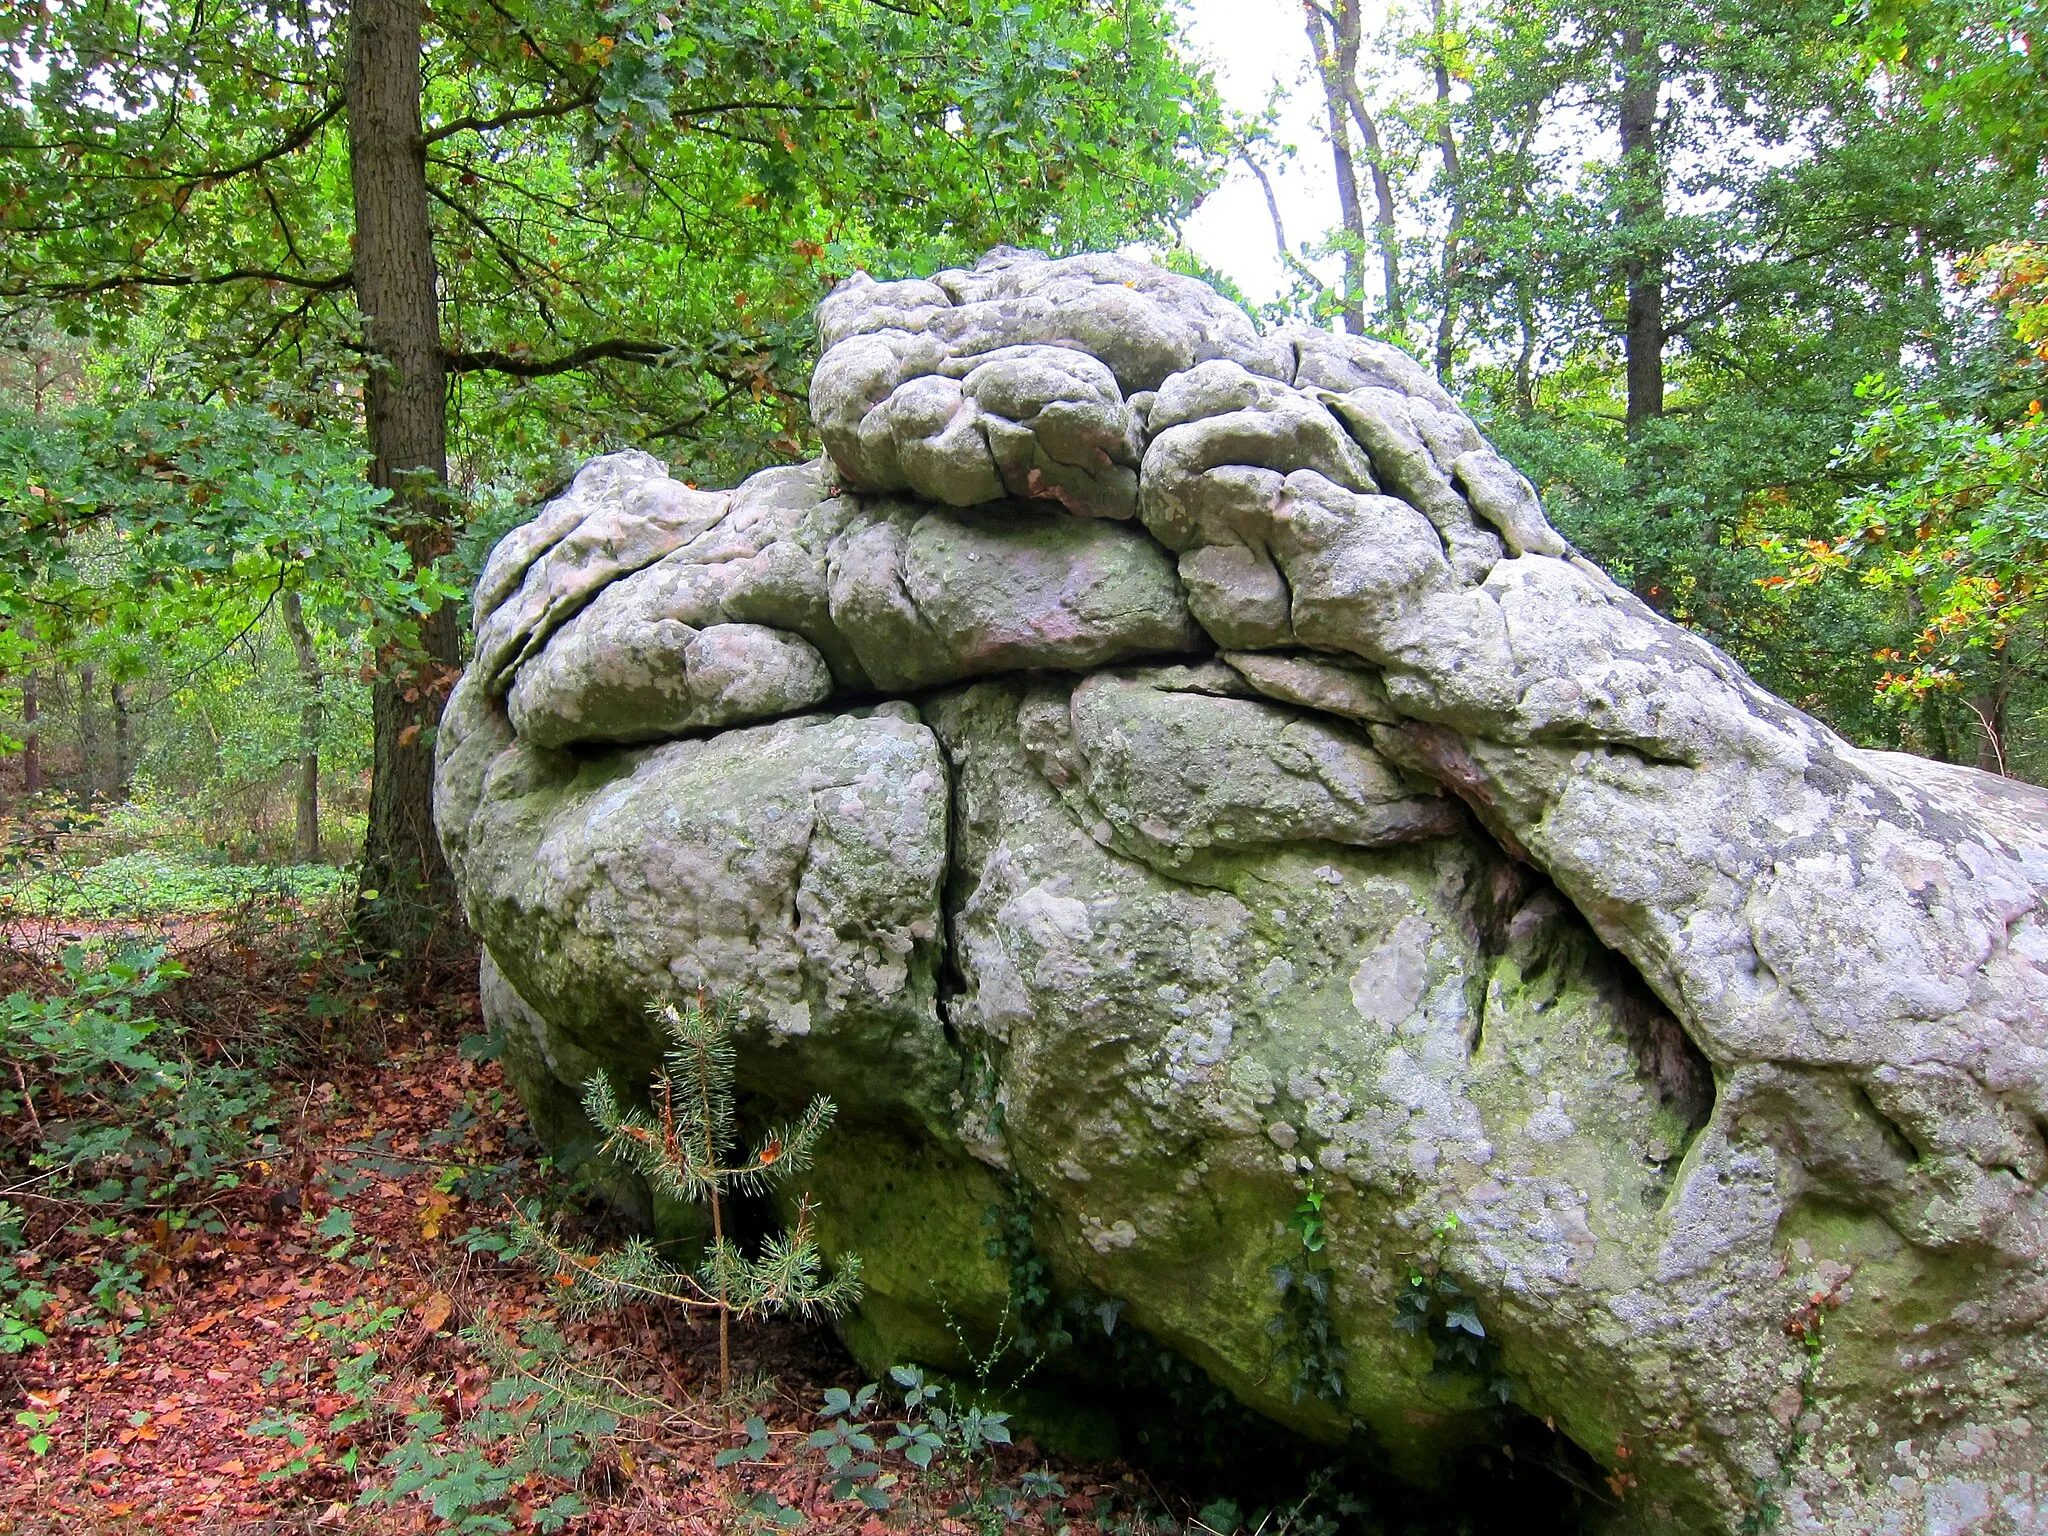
[{"xmin": 1177, "ymin": 0, "xmax": 1346, "ymax": 306}]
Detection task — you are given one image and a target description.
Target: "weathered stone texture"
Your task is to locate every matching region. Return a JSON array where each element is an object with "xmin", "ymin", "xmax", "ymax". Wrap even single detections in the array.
[{"xmin": 440, "ymin": 249, "xmax": 2048, "ymax": 1535}]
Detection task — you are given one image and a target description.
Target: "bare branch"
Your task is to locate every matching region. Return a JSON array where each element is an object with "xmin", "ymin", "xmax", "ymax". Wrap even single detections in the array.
[
  {"xmin": 4, "ymin": 268, "xmax": 353, "ymax": 302},
  {"xmin": 1238, "ymin": 151, "xmax": 1326, "ymax": 293},
  {"xmin": 445, "ymin": 338, "xmax": 676, "ymax": 377},
  {"xmin": 424, "ymin": 88, "xmax": 600, "ymax": 145}
]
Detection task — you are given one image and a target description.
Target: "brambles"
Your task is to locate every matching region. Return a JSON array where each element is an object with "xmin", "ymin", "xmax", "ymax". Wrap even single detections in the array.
[{"xmin": 1, "ymin": 939, "xmax": 281, "ymax": 1221}]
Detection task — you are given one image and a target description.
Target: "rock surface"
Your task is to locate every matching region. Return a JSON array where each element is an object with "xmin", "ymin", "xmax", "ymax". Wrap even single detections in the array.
[{"xmin": 438, "ymin": 249, "xmax": 2048, "ymax": 1534}]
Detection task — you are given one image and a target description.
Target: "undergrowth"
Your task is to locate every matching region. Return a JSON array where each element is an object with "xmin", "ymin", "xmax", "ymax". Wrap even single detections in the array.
[
  {"xmin": 3, "ymin": 798, "xmax": 352, "ymax": 921},
  {"xmin": 2, "ymin": 849, "xmax": 349, "ymax": 919},
  {"xmin": 0, "ymin": 938, "xmax": 285, "ymax": 1356}
]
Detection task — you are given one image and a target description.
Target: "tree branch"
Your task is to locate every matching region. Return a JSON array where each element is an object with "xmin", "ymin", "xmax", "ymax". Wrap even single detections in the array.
[
  {"xmin": 424, "ymin": 89, "xmax": 600, "ymax": 145},
  {"xmin": 445, "ymin": 338, "xmax": 676, "ymax": 377},
  {"xmin": 5, "ymin": 268, "xmax": 353, "ymax": 302},
  {"xmin": 1663, "ymin": 231, "xmax": 1868, "ymax": 339},
  {"xmin": 182, "ymin": 97, "xmax": 345, "ymax": 184},
  {"xmin": 1238, "ymin": 151, "xmax": 1325, "ymax": 293}
]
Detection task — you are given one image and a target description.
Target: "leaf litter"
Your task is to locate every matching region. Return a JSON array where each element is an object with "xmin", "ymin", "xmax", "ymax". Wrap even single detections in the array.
[{"xmin": 0, "ymin": 905, "xmax": 1177, "ymax": 1536}]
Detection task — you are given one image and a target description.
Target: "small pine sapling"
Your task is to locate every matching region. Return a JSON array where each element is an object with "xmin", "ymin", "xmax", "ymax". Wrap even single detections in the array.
[{"xmin": 516, "ymin": 993, "xmax": 860, "ymax": 1396}]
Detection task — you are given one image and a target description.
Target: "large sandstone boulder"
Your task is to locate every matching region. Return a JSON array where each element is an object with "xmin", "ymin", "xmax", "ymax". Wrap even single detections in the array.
[{"xmin": 437, "ymin": 249, "xmax": 2048, "ymax": 1533}]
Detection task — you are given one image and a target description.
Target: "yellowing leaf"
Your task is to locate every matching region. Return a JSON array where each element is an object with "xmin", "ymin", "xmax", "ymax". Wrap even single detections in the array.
[{"xmin": 419, "ymin": 1291, "xmax": 453, "ymax": 1334}]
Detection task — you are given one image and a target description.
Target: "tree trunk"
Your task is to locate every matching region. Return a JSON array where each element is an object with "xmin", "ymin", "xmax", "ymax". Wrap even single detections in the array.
[
  {"xmin": 1969, "ymin": 688, "xmax": 2009, "ymax": 776},
  {"xmin": 281, "ymin": 590, "xmax": 324, "ymax": 863},
  {"xmin": 347, "ymin": 0, "xmax": 460, "ymax": 957},
  {"xmin": 78, "ymin": 662, "xmax": 98, "ymax": 801},
  {"xmin": 1303, "ymin": 4, "xmax": 1368, "ymax": 335},
  {"xmin": 1918, "ymin": 692, "xmax": 1954, "ymax": 765},
  {"xmin": 1429, "ymin": 0, "xmax": 1464, "ymax": 383},
  {"xmin": 1617, "ymin": 27, "xmax": 1666, "ymax": 435},
  {"xmin": 21, "ymin": 672, "xmax": 38, "ymax": 798},
  {"xmin": 1514, "ymin": 281, "xmax": 1538, "ymax": 415},
  {"xmin": 111, "ymin": 679, "xmax": 132, "ymax": 798},
  {"xmin": 1912, "ymin": 224, "xmax": 1948, "ymax": 369},
  {"xmin": 1330, "ymin": 0, "xmax": 1404, "ymax": 332}
]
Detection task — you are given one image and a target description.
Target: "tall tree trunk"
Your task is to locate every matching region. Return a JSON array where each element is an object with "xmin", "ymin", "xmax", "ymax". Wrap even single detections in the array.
[
  {"xmin": 347, "ymin": 0, "xmax": 460, "ymax": 957},
  {"xmin": 110, "ymin": 679, "xmax": 132, "ymax": 798},
  {"xmin": 1969, "ymin": 660, "xmax": 2010, "ymax": 775},
  {"xmin": 1514, "ymin": 280, "xmax": 1538, "ymax": 414},
  {"xmin": 1429, "ymin": 0, "xmax": 1464, "ymax": 383},
  {"xmin": 78, "ymin": 662, "xmax": 98, "ymax": 801},
  {"xmin": 1919, "ymin": 692, "xmax": 1955, "ymax": 765},
  {"xmin": 1303, "ymin": 4, "xmax": 1368, "ymax": 335},
  {"xmin": 281, "ymin": 590, "xmax": 324, "ymax": 863},
  {"xmin": 1329, "ymin": 0, "xmax": 1404, "ymax": 332},
  {"xmin": 1912, "ymin": 224, "xmax": 1948, "ymax": 369},
  {"xmin": 1618, "ymin": 27, "xmax": 1666, "ymax": 435},
  {"xmin": 21, "ymin": 672, "xmax": 39, "ymax": 798}
]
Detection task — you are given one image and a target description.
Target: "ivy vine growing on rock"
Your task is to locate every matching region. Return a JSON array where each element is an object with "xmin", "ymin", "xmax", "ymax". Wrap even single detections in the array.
[
  {"xmin": 1269, "ymin": 1184, "xmax": 1348, "ymax": 1407},
  {"xmin": 1391, "ymin": 1214, "xmax": 1513, "ymax": 1406},
  {"xmin": 511, "ymin": 992, "xmax": 861, "ymax": 1397}
]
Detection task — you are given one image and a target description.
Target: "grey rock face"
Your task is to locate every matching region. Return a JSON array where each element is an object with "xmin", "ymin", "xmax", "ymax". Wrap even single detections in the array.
[{"xmin": 439, "ymin": 248, "xmax": 2048, "ymax": 1534}]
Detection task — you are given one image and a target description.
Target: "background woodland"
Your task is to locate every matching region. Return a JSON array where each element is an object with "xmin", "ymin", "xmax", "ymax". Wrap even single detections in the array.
[{"xmin": 0, "ymin": 0, "xmax": 2043, "ymax": 939}]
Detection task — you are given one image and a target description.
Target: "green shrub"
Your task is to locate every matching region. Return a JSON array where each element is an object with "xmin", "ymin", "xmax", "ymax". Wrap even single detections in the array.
[
  {"xmin": 2, "ymin": 941, "xmax": 280, "ymax": 1206},
  {"xmin": 0, "ymin": 940, "xmax": 283, "ymax": 1343}
]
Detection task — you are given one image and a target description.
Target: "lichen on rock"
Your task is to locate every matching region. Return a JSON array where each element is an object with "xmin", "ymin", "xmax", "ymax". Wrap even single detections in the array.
[{"xmin": 438, "ymin": 247, "xmax": 2048, "ymax": 1535}]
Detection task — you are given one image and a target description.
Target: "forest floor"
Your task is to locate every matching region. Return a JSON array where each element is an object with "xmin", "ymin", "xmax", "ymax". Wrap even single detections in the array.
[{"xmin": 0, "ymin": 899, "xmax": 1193, "ymax": 1536}]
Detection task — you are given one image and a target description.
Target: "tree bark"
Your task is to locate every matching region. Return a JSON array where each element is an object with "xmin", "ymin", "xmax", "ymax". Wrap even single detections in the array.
[
  {"xmin": 110, "ymin": 679, "xmax": 132, "ymax": 798},
  {"xmin": 1303, "ymin": 4, "xmax": 1368, "ymax": 335},
  {"xmin": 1618, "ymin": 27, "xmax": 1666, "ymax": 435},
  {"xmin": 1429, "ymin": 0, "xmax": 1464, "ymax": 383},
  {"xmin": 281, "ymin": 590, "xmax": 324, "ymax": 863},
  {"xmin": 78, "ymin": 662, "xmax": 98, "ymax": 801},
  {"xmin": 347, "ymin": 0, "xmax": 460, "ymax": 957},
  {"xmin": 1514, "ymin": 284, "xmax": 1538, "ymax": 415},
  {"xmin": 1328, "ymin": 0, "xmax": 1404, "ymax": 332},
  {"xmin": 21, "ymin": 673, "xmax": 39, "ymax": 798},
  {"xmin": 1969, "ymin": 668, "xmax": 2010, "ymax": 776},
  {"xmin": 1912, "ymin": 224, "xmax": 1948, "ymax": 369},
  {"xmin": 1918, "ymin": 692, "xmax": 1955, "ymax": 765}
]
